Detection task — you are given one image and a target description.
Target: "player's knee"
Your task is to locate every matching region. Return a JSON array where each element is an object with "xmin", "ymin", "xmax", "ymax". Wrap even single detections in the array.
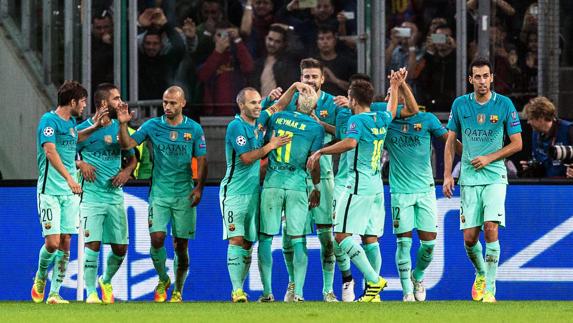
[
  {"xmin": 45, "ymin": 239, "xmax": 60, "ymax": 252},
  {"xmin": 112, "ymin": 244, "xmax": 128, "ymax": 256},
  {"xmin": 334, "ymin": 233, "xmax": 348, "ymax": 244},
  {"xmin": 242, "ymin": 240, "xmax": 253, "ymax": 250},
  {"xmin": 85, "ymin": 242, "xmax": 101, "ymax": 252},
  {"xmin": 229, "ymin": 236, "xmax": 244, "ymax": 246},
  {"xmin": 150, "ymin": 236, "xmax": 165, "ymax": 249}
]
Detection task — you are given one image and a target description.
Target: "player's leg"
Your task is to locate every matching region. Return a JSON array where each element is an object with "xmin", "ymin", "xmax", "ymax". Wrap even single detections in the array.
[
  {"xmin": 309, "ymin": 178, "xmax": 336, "ymax": 299},
  {"xmin": 221, "ymin": 194, "xmax": 249, "ymax": 302},
  {"xmin": 169, "ymin": 196, "xmax": 198, "ymax": 302},
  {"xmin": 241, "ymin": 193, "xmax": 259, "ymax": 286},
  {"xmin": 80, "ymin": 202, "xmax": 105, "ymax": 303},
  {"xmin": 411, "ymin": 191, "xmax": 439, "ymax": 302},
  {"xmin": 171, "ymin": 237, "xmax": 189, "ymax": 302},
  {"xmin": 391, "ymin": 192, "xmax": 416, "ymax": 301},
  {"xmin": 481, "ymin": 184, "xmax": 506, "ymax": 302},
  {"xmin": 148, "ymin": 197, "xmax": 171, "ymax": 302},
  {"xmin": 334, "ymin": 193, "xmax": 381, "ymax": 292},
  {"xmin": 461, "ymin": 185, "xmax": 487, "ymax": 301},
  {"xmin": 99, "ymin": 202, "xmax": 129, "ymax": 304},
  {"xmin": 33, "ymin": 194, "xmax": 61, "ymax": 303},
  {"xmin": 332, "ymin": 186, "xmax": 354, "ymax": 301},
  {"xmin": 285, "ymin": 189, "xmax": 313, "ymax": 301},
  {"xmin": 281, "ymin": 222, "xmax": 295, "ymax": 284},
  {"xmin": 258, "ymin": 188, "xmax": 284, "ymax": 300},
  {"xmin": 47, "ymin": 194, "xmax": 80, "ymax": 304}
]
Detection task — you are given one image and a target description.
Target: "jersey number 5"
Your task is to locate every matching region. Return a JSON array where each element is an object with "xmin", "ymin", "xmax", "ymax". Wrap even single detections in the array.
[{"xmin": 276, "ymin": 130, "xmax": 294, "ymax": 163}]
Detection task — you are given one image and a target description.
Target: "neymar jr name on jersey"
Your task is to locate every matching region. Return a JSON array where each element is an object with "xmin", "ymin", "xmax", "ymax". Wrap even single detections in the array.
[{"xmin": 273, "ymin": 117, "xmax": 308, "ymax": 131}]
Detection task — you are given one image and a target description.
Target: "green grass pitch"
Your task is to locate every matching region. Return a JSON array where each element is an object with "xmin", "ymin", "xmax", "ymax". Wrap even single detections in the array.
[{"xmin": 1, "ymin": 301, "xmax": 571, "ymax": 322}]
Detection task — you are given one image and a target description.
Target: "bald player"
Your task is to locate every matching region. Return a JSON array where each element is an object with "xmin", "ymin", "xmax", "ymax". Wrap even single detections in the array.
[{"xmin": 117, "ymin": 86, "xmax": 207, "ymax": 303}]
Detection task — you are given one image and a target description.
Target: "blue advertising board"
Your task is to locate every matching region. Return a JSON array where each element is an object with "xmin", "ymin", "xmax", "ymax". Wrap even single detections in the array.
[{"xmin": 1, "ymin": 185, "xmax": 572, "ymax": 301}]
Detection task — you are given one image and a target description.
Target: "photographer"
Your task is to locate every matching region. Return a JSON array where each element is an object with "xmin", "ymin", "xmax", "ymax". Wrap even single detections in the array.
[{"xmin": 521, "ymin": 96, "xmax": 573, "ymax": 178}]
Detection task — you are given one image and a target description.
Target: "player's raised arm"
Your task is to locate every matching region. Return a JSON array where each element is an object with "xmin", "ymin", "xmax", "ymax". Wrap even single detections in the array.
[
  {"xmin": 77, "ymin": 106, "xmax": 109, "ymax": 142},
  {"xmin": 269, "ymin": 82, "xmax": 313, "ymax": 113},
  {"xmin": 397, "ymin": 69, "xmax": 419, "ymax": 118},
  {"xmin": 443, "ymin": 130, "xmax": 457, "ymax": 198},
  {"xmin": 116, "ymin": 102, "xmax": 139, "ymax": 150},
  {"xmin": 386, "ymin": 70, "xmax": 402, "ymax": 120},
  {"xmin": 44, "ymin": 143, "xmax": 81, "ymax": 194}
]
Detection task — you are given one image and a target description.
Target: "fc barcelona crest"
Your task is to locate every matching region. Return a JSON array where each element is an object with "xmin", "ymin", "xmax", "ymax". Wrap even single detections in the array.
[
  {"xmin": 229, "ymin": 224, "xmax": 236, "ymax": 232},
  {"xmin": 414, "ymin": 123, "xmax": 422, "ymax": 131},
  {"xmin": 490, "ymin": 115, "xmax": 499, "ymax": 123},
  {"xmin": 401, "ymin": 124, "xmax": 409, "ymax": 132},
  {"xmin": 254, "ymin": 129, "xmax": 259, "ymax": 139},
  {"xmin": 477, "ymin": 114, "xmax": 486, "ymax": 124},
  {"xmin": 170, "ymin": 131, "xmax": 178, "ymax": 141},
  {"xmin": 104, "ymin": 135, "xmax": 113, "ymax": 144},
  {"xmin": 319, "ymin": 110, "xmax": 328, "ymax": 118},
  {"xmin": 183, "ymin": 133, "xmax": 192, "ymax": 141}
]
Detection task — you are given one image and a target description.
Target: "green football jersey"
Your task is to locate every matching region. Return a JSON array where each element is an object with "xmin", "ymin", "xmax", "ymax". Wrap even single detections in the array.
[
  {"xmin": 220, "ymin": 115, "xmax": 264, "ymax": 196},
  {"xmin": 36, "ymin": 111, "xmax": 78, "ymax": 195},
  {"xmin": 385, "ymin": 112, "xmax": 447, "ymax": 193},
  {"xmin": 344, "ymin": 111, "xmax": 393, "ymax": 195},
  {"xmin": 264, "ymin": 91, "xmax": 342, "ymax": 178},
  {"xmin": 76, "ymin": 119, "xmax": 134, "ymax": 203},
  {"xmin": 447, "ymin": 92, "xmax": 522, "ymax": 185},
  {"xmin": 262, "ymin": 111, "xmax": 325, "ymax": 191},
  {"xmin": 131, "ymin": 115, "xmax": 207, "ymax": 198},
  {"xmin": 334, "ymin": 102, "xmax": 400, "ymax": 187}
]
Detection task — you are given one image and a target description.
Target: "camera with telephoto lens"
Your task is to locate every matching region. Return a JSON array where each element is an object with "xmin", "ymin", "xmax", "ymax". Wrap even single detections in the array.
[{"xmin": 549, "ymin": 145, "xmax": 573, "ymax": 162}]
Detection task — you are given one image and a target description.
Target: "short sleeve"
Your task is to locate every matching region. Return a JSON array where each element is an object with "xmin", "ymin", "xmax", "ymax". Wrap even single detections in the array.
[
  {"xmin": 345, "ymin": 115, "xmax": 363, "ymax": 141},
  {"xmin": 446, "ymin": 99, "xmax": 461, "ymax": 133},
  {"xmin": 504, "ymin": 99, "xmax": 522, "ymax": 136},
  {"xmin": 193, "ymin": 125, "xmax": 207, "ymax": 157},
  {"xmin": 428, "ymin": 114, "xmax": 447, "ymax": 137},
  {"xmin": 227, "ymin": 121, "xmax": 254, "ymax": 156},
  {"xmin": 258, "ymin": 109, "xmax": 273, "ymax": 129},
  {"xmin": 378, "ymin": 111, "xmax": 393, "ymax": 127},
  {"xmin": 311, "ymin": 125, "xmax": 325, "ymax": 153},
  {"xmin": 131, "ymin": 119, "xmax": 152, "ymax": 145},
  {"xmin": 38, "ymin": 116, "xmax": 58, "ymax": 146}
]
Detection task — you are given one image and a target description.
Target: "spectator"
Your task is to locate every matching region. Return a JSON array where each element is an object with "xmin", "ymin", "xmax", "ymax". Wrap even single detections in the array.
[
  {"xmin": 138, "ymin": 26, "xmax": 185, "ymax": 100},
  {"xmin": 193, "ymin": 0, "xmax": 226, "ymax": 65},
  {"xmin": 521, "ymin": 96, "xmax": 573, "ymax": 178},
  {"xmin": 285, "ymin": 0, "xmax": 340, "ymax": 51},
  {"xmin": 315, "ymin": 27, "xmax": 355, "ymax": 96},
  {"xmin": 240, "ymin": 0, "xmax": 281, "ymax": 59},
  {"xmin": 521, "ymin": 31, "xmax": 538, "ymax": 97},
  {"xmin": 490, "ymin": 23, "xmax": 513, "ymax": 94},
  {"xmin": 385, "ymin": 21, "xmax": 422, "ymax": 87},
  {"xmin": 415, "ymin": 24, "xmax": 456, "ymax": 111},
  {"xmin": 174, "ymin": 15, "xmax": 202, "ymax": 121},
  {"xmin": 197, "ymin": 22, "xmax": 255, "ymax": 116},
  {"xmin": 248, "ymin": 25, "xmax": 299, "ymax": 97},
  {"xmin": 91, "ymin": 11, "xmax": 114, "ymax": 101}
]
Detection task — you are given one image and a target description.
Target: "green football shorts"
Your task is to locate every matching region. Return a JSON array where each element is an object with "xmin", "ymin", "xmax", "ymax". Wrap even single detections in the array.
[
  {"xmin": 37, "ymin": 193, "xmax": 80, "ymax": 237},
  {"xmin": 460, "ymin": 184, "xmax": 506, "ymax": 230},
  {"xmin": 80, "ymin": 201, "xmax": 128, "ymax": 244}
]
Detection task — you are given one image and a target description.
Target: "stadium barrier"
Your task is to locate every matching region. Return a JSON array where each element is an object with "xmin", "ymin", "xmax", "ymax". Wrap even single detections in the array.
[{"xmin": 1, "ymin": 182, "xmax": 571, "ymax": 301}]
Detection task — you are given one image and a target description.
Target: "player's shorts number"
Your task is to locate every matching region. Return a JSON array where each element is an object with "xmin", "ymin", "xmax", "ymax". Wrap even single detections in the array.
[
  {"xmin": 227, "ymin": 211, "xmax": 234, "ymax": 224},
  {"xmin": 276, "ymin": 130, "xmax": 294, "ymax": 163},
  {"xmin": 392, "ymin": 207, "xmax": 400, "ymax": 221},
  {"xmin": 371, "ymin": 139, "xmax": 384, "ymax": 171},
  {"xmin": 41, "ymin": 208, "xmax": 53, "ymax": 222}
]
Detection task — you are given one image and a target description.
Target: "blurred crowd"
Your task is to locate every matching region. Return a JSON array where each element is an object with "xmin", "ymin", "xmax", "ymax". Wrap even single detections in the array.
[{"xmin": 90, "ymin": 0, "xmax": 551, "ymax": 117}]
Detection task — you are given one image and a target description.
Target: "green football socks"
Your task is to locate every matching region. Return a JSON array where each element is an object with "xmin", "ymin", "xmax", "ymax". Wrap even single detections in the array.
[{"xmin": 396, "ymin": 237, "xmax": 413, "ymax": 295}]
